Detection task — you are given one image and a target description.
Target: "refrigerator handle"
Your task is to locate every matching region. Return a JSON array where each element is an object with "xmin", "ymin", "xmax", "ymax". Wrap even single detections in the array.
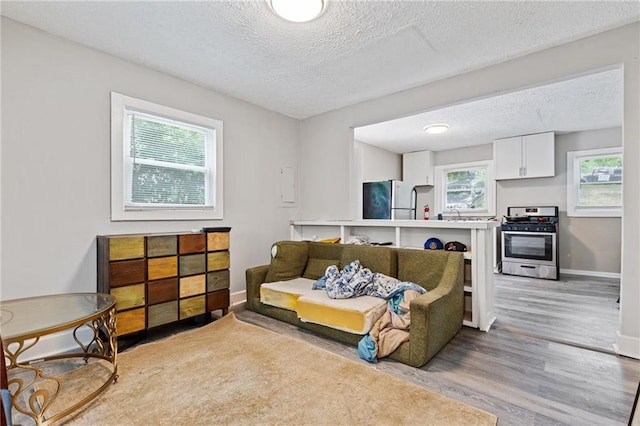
[{"xmin": 411, "ymin": 187, "xmax": 417, "ymax": 220}]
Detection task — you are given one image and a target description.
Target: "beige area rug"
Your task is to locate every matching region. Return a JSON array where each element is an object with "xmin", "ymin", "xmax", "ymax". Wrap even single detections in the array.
[{"xmin": 45, "ymin": 313, "xmax": 497, "ymax": 425}]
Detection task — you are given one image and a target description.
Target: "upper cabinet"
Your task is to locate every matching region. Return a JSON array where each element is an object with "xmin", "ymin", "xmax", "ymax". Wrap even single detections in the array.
[
  {"xmin": 493, "ymin": 132, "xmax": 555, "ymax": 180},
  {"xmin": 403, "ymin": 150, "xmax": 435, "ymax": 186}
]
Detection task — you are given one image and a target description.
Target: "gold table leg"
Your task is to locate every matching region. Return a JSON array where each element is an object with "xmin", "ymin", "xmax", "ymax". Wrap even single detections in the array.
[{"xmin": 4, "ymin": 307, "xmax": 118, "ymax": 425}]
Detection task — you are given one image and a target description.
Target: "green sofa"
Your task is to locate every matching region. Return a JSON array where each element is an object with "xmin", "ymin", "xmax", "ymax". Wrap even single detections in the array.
[{"xmin": 245, "ymin": 240, "xmax": 465, "ymax": 367}]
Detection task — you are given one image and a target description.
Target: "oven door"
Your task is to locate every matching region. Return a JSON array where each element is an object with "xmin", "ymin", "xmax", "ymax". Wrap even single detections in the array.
[{"xmin": 502, "ymin": 231, "xmax": 556, "ymax": 265}]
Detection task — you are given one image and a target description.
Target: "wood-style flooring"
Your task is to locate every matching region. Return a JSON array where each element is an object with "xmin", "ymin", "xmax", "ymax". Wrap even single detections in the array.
[
  {"xmin": 493, "ymin": 273, "xmax": 621, "ymax": 353},
  {"xmin": 233, "ymin": 273, "xmax": 640, "ymax": 426}
]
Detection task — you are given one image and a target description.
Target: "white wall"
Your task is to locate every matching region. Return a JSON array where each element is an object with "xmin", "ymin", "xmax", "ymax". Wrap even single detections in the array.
[
  {"xmin": 299, "ymin": 24, "xmax": 640, "ymax": 358},
  {"xmin": 353, "ymin": 141, "xmax": 402, "ymax": 220},
  {"xmin": 358, "ymin": 141, "xmax": 401, "ymax": 182},
  {"xmin": 497, "ymin": 128, "xmax": 622, "ymax": 275},
  {"xmin": 0, "ymin": 18, "xmax": 299, "ymax": 305},
  {"xmin": 435, "ymin": 143, "xmax": 493, "ymax": 166}
]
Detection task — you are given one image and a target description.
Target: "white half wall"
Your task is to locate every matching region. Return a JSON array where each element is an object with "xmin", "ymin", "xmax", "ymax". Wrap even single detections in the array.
[{"xmin": 299, "ymin": 23, "xmax": 640, "ymax": 359}]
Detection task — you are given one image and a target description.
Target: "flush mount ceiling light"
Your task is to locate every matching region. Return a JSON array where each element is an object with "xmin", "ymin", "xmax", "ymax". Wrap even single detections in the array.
[
  {"xmin": 270, "ymin": 0, "xmax": 324, "ymax": 23},
  {"xmin": 423, "ymin": 123, "xmax": 450, "ymax": 134}
]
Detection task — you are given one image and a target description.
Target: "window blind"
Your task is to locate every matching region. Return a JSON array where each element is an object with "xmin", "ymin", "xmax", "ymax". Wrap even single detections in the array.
[{"xmin": 123, "ymin": 109, "xmax": 212, "ymax": 208}]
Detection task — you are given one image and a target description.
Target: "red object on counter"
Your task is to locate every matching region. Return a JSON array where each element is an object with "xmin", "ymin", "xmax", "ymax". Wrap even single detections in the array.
[{"xmin": 424, "ymin": 205, "xmax": 430, "ymax": 220}]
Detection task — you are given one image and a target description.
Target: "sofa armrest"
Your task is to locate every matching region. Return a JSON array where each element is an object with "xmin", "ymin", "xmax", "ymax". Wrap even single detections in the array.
[
  {"xmin": 246, "ymin": 265, "xmax": 270, "ymax": 311},
  {"xmin": 407, "ymin": 252, "xmax": 464, "ymax": 367}
]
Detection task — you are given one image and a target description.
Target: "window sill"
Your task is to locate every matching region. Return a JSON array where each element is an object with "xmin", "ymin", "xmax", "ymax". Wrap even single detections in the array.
[{"xmin": 111, "ymin": 208, "xmax": 223, "ymax": 221}]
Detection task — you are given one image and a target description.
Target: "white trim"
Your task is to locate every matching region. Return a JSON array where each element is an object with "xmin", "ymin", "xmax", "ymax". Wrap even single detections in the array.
[
  {"xmin": 230, "ymin": 290, "xmax": 247, "ymax": 306},
  {"xmin": 434, "ymin": 160, "xmax": 496, "ymax": 217},
  {"xmin": 566, "ymin": 147, "xmax": 622, "ymax": 218},
  {"xmin": 560, "ymin": 268, "xmax": 621, "ymax": 279},
  {"xmin": 111, "ymin": 92, "xmax": 224, "ymax": 221},
  {"xmin": 615, "ymin": 331, "xmax": 640, "ymax": 360}
]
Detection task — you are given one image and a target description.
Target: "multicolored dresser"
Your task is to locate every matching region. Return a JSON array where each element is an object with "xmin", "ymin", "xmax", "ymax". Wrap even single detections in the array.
[{"xmin": 97, "ymin": 228, "xmax": 231, "ymax": 336}]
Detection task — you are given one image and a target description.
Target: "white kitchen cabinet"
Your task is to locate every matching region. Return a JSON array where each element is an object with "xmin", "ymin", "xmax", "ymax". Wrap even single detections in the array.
[
  {"xmin": 402, "ymin": 150, "xmax": 435, "ymax": 186},
  {"xmin": 494, "ymin": 132, "xmax": 555, "ymax": 180}
]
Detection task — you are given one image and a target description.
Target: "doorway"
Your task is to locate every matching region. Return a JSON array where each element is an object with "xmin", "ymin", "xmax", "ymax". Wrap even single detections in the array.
[{"xmin": 352, "ymin": 68, "xmax": 623, "ymax": 352}]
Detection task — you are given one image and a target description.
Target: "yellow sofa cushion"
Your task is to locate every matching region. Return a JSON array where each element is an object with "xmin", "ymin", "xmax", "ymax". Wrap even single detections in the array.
[
  {"xmin": 260, "ymin": 278, "xmax": 316, "ymax": 311},
  {"xmin": 296, "ymin": 291, "xmax": 387, "ymax": 335}
]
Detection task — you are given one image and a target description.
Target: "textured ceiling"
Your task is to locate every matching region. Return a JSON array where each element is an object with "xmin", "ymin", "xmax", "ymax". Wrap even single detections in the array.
[
  {"xmin": 2, "ymin": 0, "xmax": 638, "ymax": 123},
  {"xmin": 355, "ymin": 68, "xmax": 624, "ymax": 153}
]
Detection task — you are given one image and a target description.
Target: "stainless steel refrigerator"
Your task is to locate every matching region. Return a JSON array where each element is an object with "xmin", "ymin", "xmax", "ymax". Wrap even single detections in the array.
[{"xmin": 362, "ymin": 180, "xmax": 416, "ymax": 219}]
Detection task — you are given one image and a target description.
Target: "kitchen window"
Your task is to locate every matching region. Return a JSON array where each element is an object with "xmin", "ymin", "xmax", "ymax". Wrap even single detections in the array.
[
  {"xmin": 567, "ymin": 147, "xmax": 622, "ymax": 217},
  {"xmin": 111, "ymin": 93, "xmax": 224, "ymax": 221},
  {"xmin": 434, "ymin": 160, "xmax": 495, "ymax": 216}
]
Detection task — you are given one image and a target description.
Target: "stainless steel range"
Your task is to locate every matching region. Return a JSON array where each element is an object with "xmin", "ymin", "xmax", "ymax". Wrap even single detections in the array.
[{"xmin": 501, "ymin": 206, "xmax": 559, "ymax": 280}]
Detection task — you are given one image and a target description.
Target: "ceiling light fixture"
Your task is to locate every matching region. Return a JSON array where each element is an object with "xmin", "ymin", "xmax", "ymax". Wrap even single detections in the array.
[
  {"xmin": 423, "ymin": 123, "xmax": 450, "ymax": 134},
  {"xmin": 270, "ymin": 0, "xmax": 324, "ymax": 23}
]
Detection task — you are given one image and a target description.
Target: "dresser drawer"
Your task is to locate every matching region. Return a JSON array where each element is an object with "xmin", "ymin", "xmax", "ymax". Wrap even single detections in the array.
[
  {"xmin": 148, "ymin": 277, "xmax": 178, "ymax": 305},
  {"xmin": 148, "ymin": 256, "xmax": 178, "ymax": 280},
  {"xmin": 207, "ymin": 232, "xmax": 229, "ymax": 251},
  {"xmin": 207, "ymin": 251, "xmax": 230, "ymax": 271},
  {"xmin": 179, "ymin": 253, "xmax": 206, "ymax": 276},
  {"xmin": 180, "ymin": 275, "xmax": 206, "ymax": 298},
  {"xmin": 207, "ymin": 289, "xmax": 229, "ymax": 312},
  {"xmin": 109, "ymin": 237, "xmax": 144, "ymax": 261},
  {"xmin": 207, "ymin": 270, "xmax": 230, "ymax": 292},
  {"xmin": 179, "ymin": 295, "xmax": 205, "ymax": 319},
  {"xmin": 109, "ymin": 259, "xmax": 146, "ymax": 287},
  {"xmin": 116, "ymin": 308, "xmax": 146, "ymax": 336},
  {"xmin": 179, "ymin": 234, "xmax": 206, "ymax": 254},
  {"xmin": 148, "ymin": 301, "xmax": 178, "ymax": 328},
  {"xmin": 147, "ymin": 235, "xmax": 177, "ymax": 258},
  {"xmin": 111, "ymin": 283, "xmax": 145, "ymax": 311}
]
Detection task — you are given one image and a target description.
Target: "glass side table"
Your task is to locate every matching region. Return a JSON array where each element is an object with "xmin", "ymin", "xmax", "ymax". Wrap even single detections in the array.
[{"xmin": 0, "ymin": 293, "xmax": 117, "ymax": 425}]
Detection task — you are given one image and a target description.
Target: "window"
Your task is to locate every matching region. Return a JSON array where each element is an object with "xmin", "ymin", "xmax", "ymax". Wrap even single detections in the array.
[
  {"xmin": 434, "ymin": 160, "xmax": 495, "ymax": 216},
  {"xmin": 567, "ymin": 147, "xmax": 622, "ymax": 217},
  {"xmin": 111, "ymin": 93, "xmax": 223, "ymax": 221}
]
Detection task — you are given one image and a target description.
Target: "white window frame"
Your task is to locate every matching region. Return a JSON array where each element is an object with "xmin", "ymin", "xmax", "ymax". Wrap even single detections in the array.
[
  {"xmin": 434, "ymin": 160, "xmax": 495, "ymax": 217},
  {"xmin": 567, "ymin": 147, "xmax": 622, "ymax": 217},
  {"xmin": 111, "ymin": 92, "xmax": 223, "ymax": 221}
]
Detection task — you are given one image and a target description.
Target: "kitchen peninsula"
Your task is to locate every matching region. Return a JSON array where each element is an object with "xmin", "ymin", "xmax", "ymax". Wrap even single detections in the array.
[{"xmin": 290, "ymin": 219, "xmax": 500, "ymax": 331}]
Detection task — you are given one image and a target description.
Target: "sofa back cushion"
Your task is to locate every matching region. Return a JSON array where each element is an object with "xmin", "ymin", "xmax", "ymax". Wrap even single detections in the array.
[
  {"xmin": 396, "ymin": 249, "xmax": 450, "ymax": 291},
  {"xmin": 341, "ymin": 245, "xmax": 396, "ymax": 277},
  {"xmin": 303, "ymin": 242, "xmax": 343, "ymax": 279},
  {"xmin": 265, "ymin": 241, "xmax": 309, "ymax": 283}
]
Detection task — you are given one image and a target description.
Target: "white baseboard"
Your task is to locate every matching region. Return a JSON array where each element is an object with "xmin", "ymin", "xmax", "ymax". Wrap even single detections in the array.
[
  {"xmin": 560, "ymin": 268, "xmax": 621, "ymax": 279},
  {"xmin": 615, "ymin": 331, "xmax": 640, "ymax": 360},
  {"xmin": 231, "ymin": 290, "xmax": 247, "ymax": 306}
]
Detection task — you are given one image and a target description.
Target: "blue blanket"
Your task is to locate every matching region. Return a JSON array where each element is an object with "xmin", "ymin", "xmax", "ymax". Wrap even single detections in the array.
[{"xmin": 312, "ymin": 260, "xmax": 426, "ymax": 300}]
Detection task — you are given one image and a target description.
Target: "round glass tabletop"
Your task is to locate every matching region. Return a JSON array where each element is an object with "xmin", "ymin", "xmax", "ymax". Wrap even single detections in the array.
[{"xmin": 0, "ymin": 293, "xmax": 115, "ymax": 341}]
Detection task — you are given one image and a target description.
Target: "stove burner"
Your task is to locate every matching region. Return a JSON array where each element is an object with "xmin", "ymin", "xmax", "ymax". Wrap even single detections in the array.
[
  {"xmin": 502, "ymin": 206, "xmax": 559, "ymax": 231},
  {"xmin": 501, "ymin": 222, "xmax": 557, "ymax": 233}
]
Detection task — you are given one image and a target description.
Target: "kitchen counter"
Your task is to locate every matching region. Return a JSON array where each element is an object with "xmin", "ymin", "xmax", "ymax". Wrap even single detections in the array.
[{"xmin": 291, "ymin": 219, "xmax": 500, "ymax": 230}]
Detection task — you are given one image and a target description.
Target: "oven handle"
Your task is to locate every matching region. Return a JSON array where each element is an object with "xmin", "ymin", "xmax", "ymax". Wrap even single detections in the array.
[{"xmin": 502, "ymin": 231, "xmax": 556, "ymax": 236}]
